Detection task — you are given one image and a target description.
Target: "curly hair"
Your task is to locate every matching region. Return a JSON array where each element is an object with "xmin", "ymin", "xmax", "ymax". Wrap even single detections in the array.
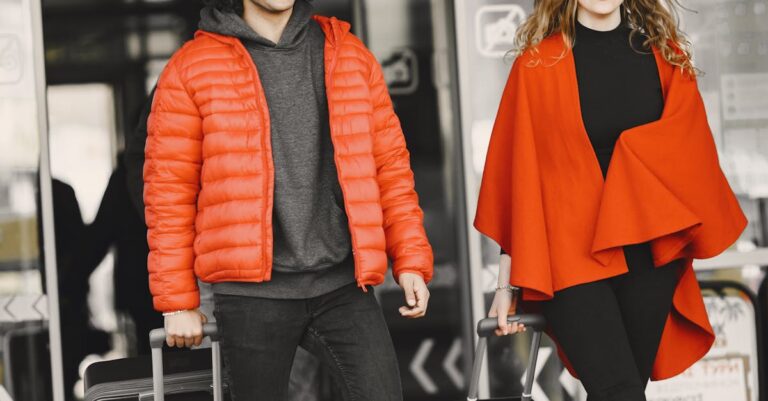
[{"xmin": 512, "ymin": 2, "xmax": 697, "ymax": 76}]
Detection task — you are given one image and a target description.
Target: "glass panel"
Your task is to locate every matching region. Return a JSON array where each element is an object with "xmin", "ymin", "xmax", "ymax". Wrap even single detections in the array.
[
  {"xmin": 363, "ymin": 1, "xmax": 470, "ymax": 400},
  {"xmin": 0, "ymin": 0, "xmax": 55, "ymax": 400},
  {"xmin": 46, "ymin": 83, "xmax": 117, "ymax": 400},
  {"xmin": 452, "ymin": 1, "xmax": 571, "ymax": 399}
]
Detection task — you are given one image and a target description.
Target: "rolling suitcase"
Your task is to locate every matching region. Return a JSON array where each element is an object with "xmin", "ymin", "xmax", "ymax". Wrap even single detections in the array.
[
  {"xmin": 467, "ymin": 314, "xmax": 546, "ymax": 401},
  {"xmin": 84, "ymin": 323, "xmax": 226, "ymax": 401}
]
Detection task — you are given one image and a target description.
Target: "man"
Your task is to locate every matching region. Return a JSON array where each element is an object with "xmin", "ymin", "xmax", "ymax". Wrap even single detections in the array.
[{"xmin": 143, "ymin": 0, "xmax": 434, "ymax": 400}]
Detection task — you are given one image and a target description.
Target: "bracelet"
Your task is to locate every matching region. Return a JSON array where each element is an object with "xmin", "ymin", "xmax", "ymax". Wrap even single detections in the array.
[
  {"xmin": 162, "ymin": 309, "xmax": 190, "ymax": 317},
  {"xmin": 496, "ymin": 284, "xmax": 520, "ymax": 293}
]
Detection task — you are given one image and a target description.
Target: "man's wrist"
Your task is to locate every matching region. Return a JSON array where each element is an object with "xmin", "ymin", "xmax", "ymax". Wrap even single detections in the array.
[{"xmin": 162, "ymin": 309, "xmax": 192, "ymax": 317}]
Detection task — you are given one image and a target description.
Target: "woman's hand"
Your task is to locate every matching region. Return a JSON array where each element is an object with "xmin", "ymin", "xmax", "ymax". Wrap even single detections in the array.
[
  {"xmin": 488, "ymin": 288, "xmax": 525, "ymax": 336},
  {"xmin": 489, "ymin": 253, "xmax": 525, "ymax": 336},
  {"xmin": 164, "ymin": 309, "xmax": 208, "ymax": 348}
]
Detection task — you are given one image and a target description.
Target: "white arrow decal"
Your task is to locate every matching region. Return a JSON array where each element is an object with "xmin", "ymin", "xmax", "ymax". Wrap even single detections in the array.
[
  {"xmin": 0, "ymin": 384, "xmax": 13, "ymax": 401},
  {"xmin": 7, "ymin": 295, "xmax": 44, "ymax": 321},
  {"xmin": 410, "ymin": 338, "xmax": 438, "ymax": 394},
  {"xmin": 0, "ymin": 297, "xmax": 14, "ymax": 322},
  {"xmin": 520, "ymin": 346, "xmax": 552, "ymax": 401},
  {"xmin": 481, "ymin": 266, "xmax": 497, "ymax": 292},
  {"xmin": 33, "ymin": 295, "xmax": 48, "ymax": 320},
  {"xmin": 559, "ymin": 367, "xmax": 586, "ymax": 400},
  {"xmin": 442, "ymin": 337, "xmax": 463, "ymax": 389}
]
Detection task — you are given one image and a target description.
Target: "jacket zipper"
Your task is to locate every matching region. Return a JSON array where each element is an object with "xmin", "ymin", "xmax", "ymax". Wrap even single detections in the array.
[
  {"xmin": 234, "ymin": 39, "xmax": 273, "ymax": 279},
  {"xmin": 324, "ymin": 20, "xmax": 367, "ymax": 292}
]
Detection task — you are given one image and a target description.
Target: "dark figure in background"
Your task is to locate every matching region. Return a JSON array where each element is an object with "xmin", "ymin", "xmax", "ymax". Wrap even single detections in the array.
[
  {"xmin": 80, "ymin": 153, "xmax": 162, "ymax": 355},
  {"xmin": 36, "ymin": 178, "xmax": 109, "ymax": 401}
]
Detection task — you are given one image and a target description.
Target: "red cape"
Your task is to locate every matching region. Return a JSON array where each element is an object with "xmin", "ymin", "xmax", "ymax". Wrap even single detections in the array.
[{"xmin": 474, "ymin": 33, "xmax": 747, "ymax": 380}]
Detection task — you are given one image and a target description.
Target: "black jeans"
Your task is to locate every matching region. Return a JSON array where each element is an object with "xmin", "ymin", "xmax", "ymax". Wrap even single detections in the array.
[
  {"xmin": 213, "ymin": 283, "xmax": 403, "ymax": 401},
  {"xmin": 540, "ymin": 243, "xmax": 682, "ymax": 401}
]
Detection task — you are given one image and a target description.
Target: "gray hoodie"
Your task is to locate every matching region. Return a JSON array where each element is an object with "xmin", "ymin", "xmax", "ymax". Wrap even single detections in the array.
[{"xmin": 199, "ymin": 1, "xmax": 355, "ymax": 299}]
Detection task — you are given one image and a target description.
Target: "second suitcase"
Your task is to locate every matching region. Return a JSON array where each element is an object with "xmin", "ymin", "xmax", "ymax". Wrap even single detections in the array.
[{"xmin": 467, "ymin": 314, "xmax": 546, "ymax": 401}]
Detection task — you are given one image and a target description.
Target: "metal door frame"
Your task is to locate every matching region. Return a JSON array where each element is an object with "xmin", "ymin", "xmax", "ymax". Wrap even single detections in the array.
[{"xmin": 29, "ymin": 0, "xmax": 66, "ymax": 399}]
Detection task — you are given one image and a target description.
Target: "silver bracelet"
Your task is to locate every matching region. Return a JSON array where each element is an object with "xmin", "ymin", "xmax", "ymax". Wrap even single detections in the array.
[
  {"xmin": 162, "ymin": 309, "xmax": 190, "ymax": 317},
  {"xmin": 496, "ymin": 284, "xmax": 520, "ymax": 293}
]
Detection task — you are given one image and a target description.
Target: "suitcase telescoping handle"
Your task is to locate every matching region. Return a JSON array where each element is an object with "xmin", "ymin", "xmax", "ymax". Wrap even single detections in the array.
[
  {"xmin": 467, "ymin": 314, "xmax": 546, "ymax": 401},
  {"xmin": 149, "ymin": 323, "xmax": 223, "ymax": 401}
]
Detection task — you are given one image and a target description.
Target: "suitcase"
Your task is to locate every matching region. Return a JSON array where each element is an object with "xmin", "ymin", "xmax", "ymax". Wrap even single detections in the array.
[
  {"xmin": 467, "ymin": 314, "xmax": 546, "ymax": 401},
  {"xmin": 84, "ymin": 323, "xmax": 226, "ymax": 401}
]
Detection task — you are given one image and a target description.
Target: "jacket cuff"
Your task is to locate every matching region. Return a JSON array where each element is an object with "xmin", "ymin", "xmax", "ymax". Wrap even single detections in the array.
[
  {"xmin": 393, "ymin": 254, "xmax": 433, "ymax": 283},
  {"xmin": 153, "ymin": 290, "xmax": 200, "ymax": 314}
]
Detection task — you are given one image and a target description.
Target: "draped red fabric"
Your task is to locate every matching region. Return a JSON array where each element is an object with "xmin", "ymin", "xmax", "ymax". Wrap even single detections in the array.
[{"xmin": 474, "ymin": 32, "xmax": 747, "ymax": 380}]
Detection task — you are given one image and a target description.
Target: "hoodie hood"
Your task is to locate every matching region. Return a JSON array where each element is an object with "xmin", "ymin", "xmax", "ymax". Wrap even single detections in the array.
[{"xmin": 198, "ymin": 0, "xmax": 315, "ymax": 49}]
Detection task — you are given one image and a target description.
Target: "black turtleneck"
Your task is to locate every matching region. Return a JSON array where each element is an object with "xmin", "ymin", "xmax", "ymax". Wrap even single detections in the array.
[
  {"xmin": 573, "ymin": 17, "xmax": 664, "ymax": 178},
  {"xmin": 501, "ymin": 17, "xmax": 665, "ymax": 257}
]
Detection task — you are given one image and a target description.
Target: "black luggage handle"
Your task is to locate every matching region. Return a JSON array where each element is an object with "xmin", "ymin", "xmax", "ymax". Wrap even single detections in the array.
[
  {"xmin": 149, "ymin": 323, "xmax": 223, "ymax": 401},
  {"xmin": 477, "ymin": 314, "xmax": 546, "ymax": 337},
  {"xmin": 468, "ymin": 314, "xmax": 546, "ymax": 401},
  {"xmin": 149, "ymin": 323, "xmax": 220, "ymax": 348}
]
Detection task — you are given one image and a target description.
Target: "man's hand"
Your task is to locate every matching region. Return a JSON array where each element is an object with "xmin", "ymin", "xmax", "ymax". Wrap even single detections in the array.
[
  {"xmin": 398, "ymin": 272, "xmax": 429, "ymax": 318},
  {"xmin": 164, "ymin": 309, "xmax": 208, "ymax": 348}
]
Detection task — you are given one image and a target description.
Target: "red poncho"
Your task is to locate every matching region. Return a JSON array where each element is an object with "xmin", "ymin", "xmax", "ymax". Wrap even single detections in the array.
[{"xmin": 474, "ymin": 32, "xmax": 747, "ymax": 380}]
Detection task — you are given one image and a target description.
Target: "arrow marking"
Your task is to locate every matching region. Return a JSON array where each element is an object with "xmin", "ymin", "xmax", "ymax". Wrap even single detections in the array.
[
  {"xmin": 520, "ymin": 346, "xmax": 552, "ymax": 401},
  {"xmin": 442, "ymin": 337, "xmax": 463, "ymax": 389},
  {"xmin": 559, "ymin": 367, "xmax": 585, "ymax": 400},
  {"xmin": 33, "ymin": 294, "xmax": 48, "ymax": 320},
  {"xmin": 0, "ymin": 385, "xmax": 12, "ymax": 401},
  {"xmin": 410, "ymin": 338, "xmax": 438, "ymax": 394},
  {"xmin": 0, "ymin": 297, "xmax": 15, "ymax": 322}
]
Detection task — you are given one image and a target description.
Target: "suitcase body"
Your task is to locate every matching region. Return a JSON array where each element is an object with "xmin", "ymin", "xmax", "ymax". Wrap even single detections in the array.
[
  {"xmin": 467, "ymin": 314, "xmax": 546, "ymax": 401},
  {"xmin": 84, "ymin": 323, "xmax": 226, "ymax": 401}
]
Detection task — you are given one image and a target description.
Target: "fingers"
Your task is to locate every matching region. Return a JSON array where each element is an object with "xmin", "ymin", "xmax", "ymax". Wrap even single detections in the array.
[
  {"xmin": 497, "ymin": 309, "xmax": 508, "ymax": 335},
  {"xmin": 164, "ymin": 311, "xmax": 206, "ymax": 349},
  {"xmin": 400, "ymin": 280, "xmax": 429, "ymax": 318},
  {"xmin": 403, "ymin": 278, "xmax": 416, "ymax": 308}
]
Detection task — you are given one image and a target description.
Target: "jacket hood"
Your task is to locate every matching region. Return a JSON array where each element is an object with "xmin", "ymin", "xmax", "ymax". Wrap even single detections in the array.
[{"xmin": 198, "ymin": 0, "xmax": 313, "ymax": 49}]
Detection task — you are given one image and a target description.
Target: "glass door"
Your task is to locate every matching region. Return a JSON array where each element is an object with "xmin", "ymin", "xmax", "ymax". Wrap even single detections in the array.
[
  {"xmin": 360, "ymin": 0, "xmax": 473, "ymax": 399},
  {"xmin": 0, "ymin": 0, "xmax": 62, "ymax": 400}
]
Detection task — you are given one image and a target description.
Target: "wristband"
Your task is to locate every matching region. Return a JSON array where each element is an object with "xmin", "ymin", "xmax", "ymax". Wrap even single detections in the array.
[
  {"xmin": 496, "ymin": 284, "xmax": 520, "ymax": 293},
  {"xmin": 162, "ymin": 309, "xmax": 191, "ymax": 317}
]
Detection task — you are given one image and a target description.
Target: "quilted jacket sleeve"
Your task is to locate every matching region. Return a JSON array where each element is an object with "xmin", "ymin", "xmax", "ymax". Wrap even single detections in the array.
[
  {"xmin": 366, "ymin": 51, "xmax": 434, "ymax": 283},
  {"xmin": 144, "ymin": 52, "xmax": 203, "ymax": 313}
]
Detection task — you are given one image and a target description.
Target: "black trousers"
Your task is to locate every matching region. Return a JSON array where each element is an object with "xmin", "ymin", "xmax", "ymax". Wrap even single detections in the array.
[
  {"xmin": 540, "ymin": 242, "xmax": 682, "ymax": 401},
  {"xmin": 213, "ymin": 283, "xmax": 403, "ymax": 401}
]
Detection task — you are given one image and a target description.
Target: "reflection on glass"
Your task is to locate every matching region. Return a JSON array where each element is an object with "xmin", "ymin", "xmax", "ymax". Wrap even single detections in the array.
[{"xmin": 0, "ymin": 0, "xmax": 52, "ymax": 400}]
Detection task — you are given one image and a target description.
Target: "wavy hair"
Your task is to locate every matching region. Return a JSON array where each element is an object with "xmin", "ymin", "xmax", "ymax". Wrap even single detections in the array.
[{"xmin": 512, "ymin": 1, "xmax": 697, "ymax": 76}]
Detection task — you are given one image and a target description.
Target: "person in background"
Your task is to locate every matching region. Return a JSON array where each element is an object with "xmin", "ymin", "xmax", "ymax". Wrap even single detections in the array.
[
  {"xmin": 79, "ymin": 153, "xmax": 161, "ymax": 355},
  {"xmin": 475, "ymin": 0, "xmax": 747, "ymax": 400},
  {"xmin": 143, "ymin": 0, "xmax": 434, "ymax": 400},
  {"xmin": 37, "ymin": 177, "xmax": 110, "ymax": 401}
]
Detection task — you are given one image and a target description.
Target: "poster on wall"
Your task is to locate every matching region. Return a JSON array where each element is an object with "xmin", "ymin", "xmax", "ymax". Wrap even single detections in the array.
[
  {"xmin": 646, "ymin": 292, "xmax": 760, "ymax": 401},
  {"xmin": 0, "ymin": 0, "xmax": 40, "ymax": 169}
]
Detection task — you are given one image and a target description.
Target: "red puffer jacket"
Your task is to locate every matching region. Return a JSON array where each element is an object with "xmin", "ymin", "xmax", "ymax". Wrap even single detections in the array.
[{"xmin": 144, "ymin": 16, "xmax": 434, "ymax": 312}]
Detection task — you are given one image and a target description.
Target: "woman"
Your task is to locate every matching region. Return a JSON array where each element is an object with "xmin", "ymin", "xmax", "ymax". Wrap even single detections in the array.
[{"xmin": 474, "ymin": 0, "xmax": 747, "ymax": 400}]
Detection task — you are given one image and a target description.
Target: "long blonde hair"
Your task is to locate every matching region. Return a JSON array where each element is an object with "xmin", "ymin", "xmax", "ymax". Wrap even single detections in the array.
[{"xmin": 513, "ymin": 1, "xmax": 697, "ymax": 75}]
